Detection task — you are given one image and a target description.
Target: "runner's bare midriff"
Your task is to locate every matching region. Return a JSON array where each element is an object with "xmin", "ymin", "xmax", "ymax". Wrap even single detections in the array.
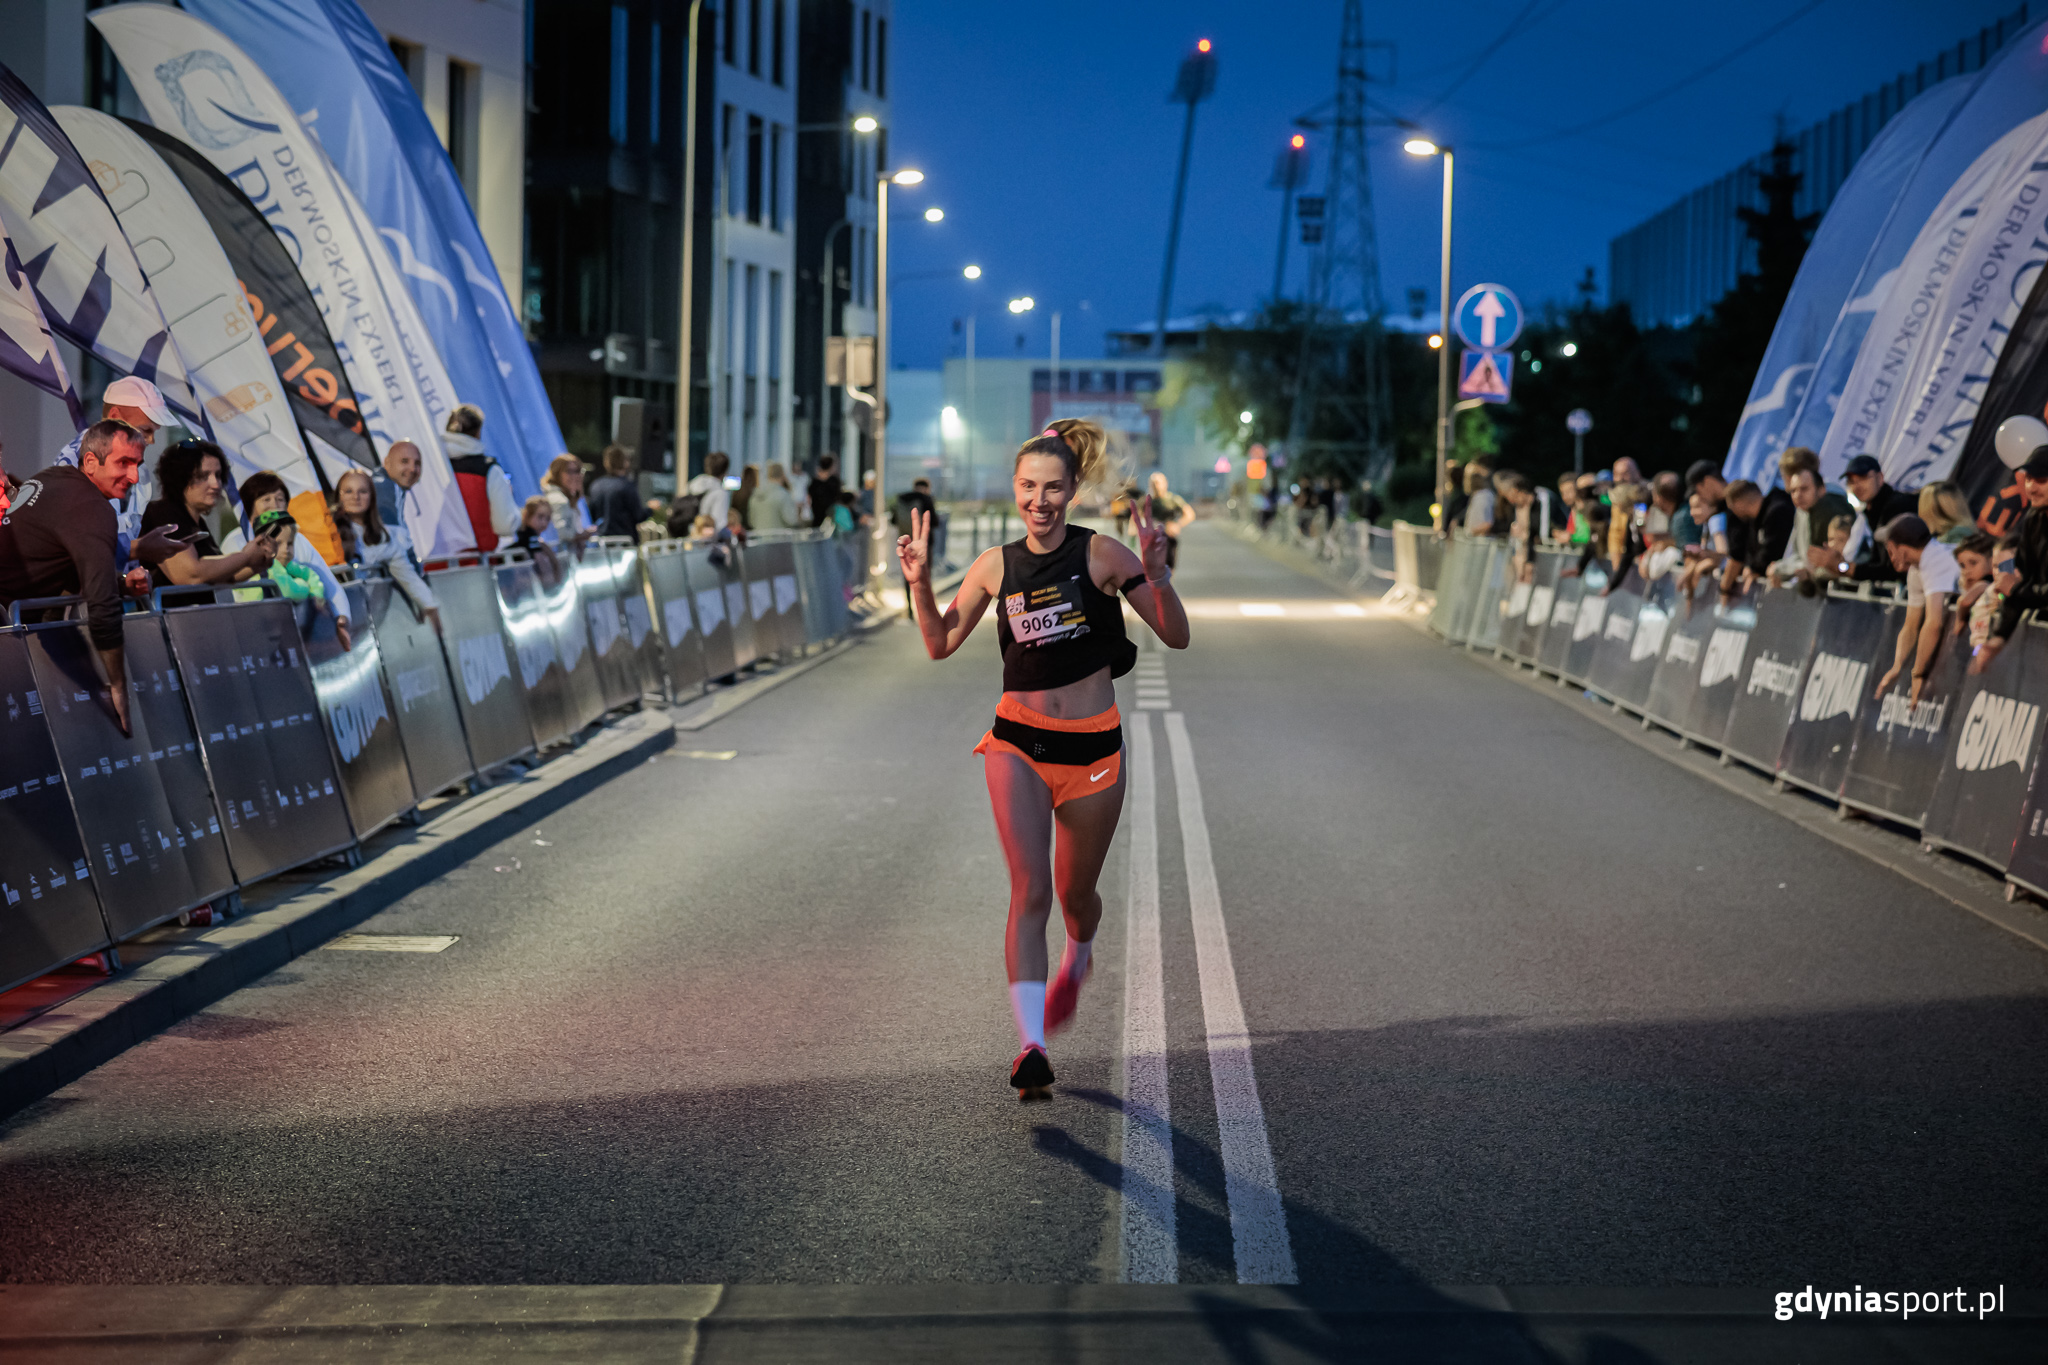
[{"xmin": 1006, "ymin": 666, "xmax": 1114, "ymax": 718}]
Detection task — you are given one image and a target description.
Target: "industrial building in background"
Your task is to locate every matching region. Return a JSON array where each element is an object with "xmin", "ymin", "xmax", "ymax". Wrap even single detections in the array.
[{"xmin": 1609, "ymin": 5, "xmax": 2034, "ymax": 328}]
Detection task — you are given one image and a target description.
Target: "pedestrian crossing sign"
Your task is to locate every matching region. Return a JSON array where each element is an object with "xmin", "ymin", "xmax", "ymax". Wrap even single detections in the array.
[{"xmin": 1458, "ymin": 348, "xmax": 1513, "ymax": 403}]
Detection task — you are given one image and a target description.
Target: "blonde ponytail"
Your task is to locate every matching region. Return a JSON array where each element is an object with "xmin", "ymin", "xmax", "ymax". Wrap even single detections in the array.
[{"xmin": 1017, "ymin": 417, "xmax": 1110, "ymax": 493}]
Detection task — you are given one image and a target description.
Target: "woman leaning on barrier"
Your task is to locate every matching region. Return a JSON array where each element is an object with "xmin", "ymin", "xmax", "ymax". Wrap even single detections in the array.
[
  {"xmin": 895, "ymin": 418, "xmax": 1190, "ymax": 1101},
  {"xmin": 332, "ymin": 466, "xmax": 440, "ymax": 630}
]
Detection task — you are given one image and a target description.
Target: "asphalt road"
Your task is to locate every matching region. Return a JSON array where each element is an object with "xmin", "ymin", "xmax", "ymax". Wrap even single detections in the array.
[{"xmin": 3, "ymin": 521, "xmax": 2045, "ymax": 1309}]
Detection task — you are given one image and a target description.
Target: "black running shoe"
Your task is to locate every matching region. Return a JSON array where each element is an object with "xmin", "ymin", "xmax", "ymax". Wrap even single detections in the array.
[{"xmin": 1009, "ymin": 1044, "xmax": 1055, "ymax": 1094}]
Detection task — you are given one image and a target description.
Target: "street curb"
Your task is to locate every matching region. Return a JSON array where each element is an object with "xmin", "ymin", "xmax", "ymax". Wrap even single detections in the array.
[
  {"xmin": 1240, "ymin": 526, "xmax": 2048, "ymax": 956},
  {"xmin": 0, "ymin": 709, "xmax": 677, "ymax": 1124}
]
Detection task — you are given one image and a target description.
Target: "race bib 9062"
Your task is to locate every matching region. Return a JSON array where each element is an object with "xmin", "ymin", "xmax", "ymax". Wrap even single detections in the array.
[{"xmin": 1005, "ymin": 578, "xmax": 1088, "ymax": 646}]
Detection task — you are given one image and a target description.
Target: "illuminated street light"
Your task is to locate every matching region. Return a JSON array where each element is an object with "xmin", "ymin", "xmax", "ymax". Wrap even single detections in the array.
[
  {"xmin": 853, "ymin": 115, "xmax": 879, "ymax": 133},
  {"xmin": 1197, "ymin": 38, "xmax": 1211, "ymax": 52},
  {"xmin": 1561, "ymin": 341, "xmax": 1579, "ymax": 357},
  {"xmin": 924, "ymin": 207, "xmax": 944, "ymax": 222},
  {"xmin": 1008, "ymin": 296, "xmax": 1035, "ymax": 314},
  {"xmin": 892, "ymin": 168, "xmax": 924, "ymax": 185},
  {"xmin": 1406, "ymin": 134, "xmax": 1455, "ymax": 530},
  {"xmin": 1291, "ymin": 133, "xmax": 1305, "ymax": 150},
  {"xmin": 1238, "ymin": 409, "xmax": 1254, "ymax": 424},
  {"xmin": 963, "ymin": 264, "xmax": 982, "ymax": 279}
]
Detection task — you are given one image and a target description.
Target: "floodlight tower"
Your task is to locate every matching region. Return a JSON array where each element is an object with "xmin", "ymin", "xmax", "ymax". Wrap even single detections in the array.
[{"xmin": 1152, "ymin": 38, "xmax": 1217, "ymax": 355}]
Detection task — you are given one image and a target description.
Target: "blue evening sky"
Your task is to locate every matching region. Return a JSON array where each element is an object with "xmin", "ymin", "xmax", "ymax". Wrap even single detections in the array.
[{"xmin": 886, "ymin": 0, "xmax": 2025, "ymax": 368}]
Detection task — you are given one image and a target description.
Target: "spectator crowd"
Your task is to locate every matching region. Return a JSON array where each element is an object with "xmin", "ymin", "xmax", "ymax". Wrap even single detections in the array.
[
  {"xmin": 0, "ymin": 370, "xmax": 891, "ymax": 733},
  {"xmin": 1437, "ymin": 443, "xmax": 2038, "ymax": 684}
]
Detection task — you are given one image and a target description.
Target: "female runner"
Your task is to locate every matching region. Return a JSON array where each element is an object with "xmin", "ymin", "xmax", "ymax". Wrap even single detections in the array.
[{"xmin": 897, "ymin": 419, "xmax": 1190, "ymax": 1098}]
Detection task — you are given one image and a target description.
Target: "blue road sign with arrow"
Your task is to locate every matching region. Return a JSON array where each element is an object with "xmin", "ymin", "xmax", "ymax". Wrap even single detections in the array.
[
  {"xmin": 1458, "ymin": 348, "xmax": 1513, "ymax": 403},
  {"xmin": 1453, "ymin": 284, "xmax": 1524, "ymax": 352}
]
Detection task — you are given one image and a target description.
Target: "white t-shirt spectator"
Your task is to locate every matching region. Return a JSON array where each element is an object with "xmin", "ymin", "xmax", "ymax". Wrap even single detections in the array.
[
  {"xmin": 1906, "ymin": 540, "xmax": 1959, "ymax": 607},
  {"xmin": 1464, "ymin": 488, "xmax": 1497, "ymax": 532}
]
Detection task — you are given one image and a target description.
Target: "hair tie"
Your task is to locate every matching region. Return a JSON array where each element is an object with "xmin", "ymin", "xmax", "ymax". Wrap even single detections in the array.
[{"xmin": 1042, "ymin": 427, "xmax": 1059, "ymax": 439}]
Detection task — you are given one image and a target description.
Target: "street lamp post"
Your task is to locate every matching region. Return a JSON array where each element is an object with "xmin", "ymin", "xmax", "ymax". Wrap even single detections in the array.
[
  {"xmin": 675, "ymin": 0, "xmax": 705, "ymax": 482},
  {"xmin": 1050, "ymin": 309, "xmax": 1061, "ymax": 427},
  {"xmin": 870, "ymin": 167, "xmax": 924, "ymax": 593},
  {"xmin": 1405, "ymin": 137, "xmax": 1453, "ymax": 533}
]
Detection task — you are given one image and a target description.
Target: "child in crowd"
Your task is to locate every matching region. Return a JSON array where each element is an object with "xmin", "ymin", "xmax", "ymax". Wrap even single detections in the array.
[
  {"xmin": 1953, "ymin": 532, "xmax": 1995, "ymax": 642},
  {"xmin": 253, "ymin": 508, "xmax": 342, "ymax": 641},
  {"xmin": 514, "ymin": 495, "xmax": 563, "ymax": 587},
  {"xmin": 1971, "ymin": 533, "xmax": 2022, "ymax": 654}
]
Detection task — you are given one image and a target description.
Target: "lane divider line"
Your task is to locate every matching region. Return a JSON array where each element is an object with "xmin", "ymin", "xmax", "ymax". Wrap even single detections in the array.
[
  {"xmin": 1164, "ymin": 712, "xmax": 1298, "ymax": 1285},
  {"xmin": 1118, "ymin": 711, "xmax": 1177, "ymax": 1283}
]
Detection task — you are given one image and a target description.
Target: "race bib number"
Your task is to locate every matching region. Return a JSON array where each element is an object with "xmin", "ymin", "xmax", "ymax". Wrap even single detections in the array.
[{"xmin": 1005, "ymin": 578, "xmax": 1088, "ymax": 646}]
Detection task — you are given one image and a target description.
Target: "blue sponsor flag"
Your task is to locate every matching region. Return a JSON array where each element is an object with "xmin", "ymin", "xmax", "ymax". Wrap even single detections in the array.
[
  {"xmin": 1723, "ymin": 78, "xmax": 1970, "ymax": 486},
  {"xmin": 184, "ymin": 0, "xmax": 560, "ymax": 498},
  {"xmin": 1779, "ymin": 17, "xmax": 2048, "ymax": 476}
]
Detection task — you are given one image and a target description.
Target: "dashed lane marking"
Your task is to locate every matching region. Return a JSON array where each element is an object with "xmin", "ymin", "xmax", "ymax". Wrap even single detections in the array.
[
  {"xmin": 322, "ymin": 935, "xmax": 460, "ymax": 953},
  {"xmin": 1165, "ymin": 712, "xmax": 1297, "ymax": 1285},
  {"xmin": 1118, "ymin": 711, "xmax": 1176, "ymax": 1283}
]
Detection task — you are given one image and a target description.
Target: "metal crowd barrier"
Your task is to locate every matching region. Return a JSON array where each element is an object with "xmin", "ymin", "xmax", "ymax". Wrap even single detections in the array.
[
  {"xmin": 0, "ymin": 531, "xmax": 858, "ymax": 997},
  {"xmin": 1426, "ymin": 533, "xmax": 2048, "ymax": 896}
]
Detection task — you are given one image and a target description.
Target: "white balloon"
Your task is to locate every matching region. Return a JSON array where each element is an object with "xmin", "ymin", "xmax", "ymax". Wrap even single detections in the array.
[{"xmin": 1994, "ymin": 414, "xmax": 2048, "ymax": 469}]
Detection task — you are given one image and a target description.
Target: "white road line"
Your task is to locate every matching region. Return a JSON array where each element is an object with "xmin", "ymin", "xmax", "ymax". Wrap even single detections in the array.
[
  {"xmin": 1164, "ymin": 712, "xmax": 1297, "ymax": 1285},
  {"xmin": 1118, "ymin": 712, "xmax": 1177, "ymax": 1283}
]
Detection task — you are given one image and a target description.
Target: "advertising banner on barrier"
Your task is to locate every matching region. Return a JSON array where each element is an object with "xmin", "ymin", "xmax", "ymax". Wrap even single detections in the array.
[
  {"xmin": 1995, "ymin": 629, "xmax": 2048, "ymax": 893},
  {"xmin": 120, "ymin": 614, "xmax": 236, "ymax": 901},
  {"xmin": 576, "ymin": 550, "xmax": 639, "ymax": 712},
  {"xmin": 1644, "ymin": 580, "xmax": 1714, "ymax": 732},
  {"xmin": 494, "ymin": 560, "xmax": 572, "ymax": 749},
  {"xmin": 1562, "ymin": 565, "xmax": 1611, "ymax": 686},
  {"xmin": 308, "ymin": 584, "xmax": 414, "ymax": 837},
  {"xmin": 643, "ymin": 548, "xmax": 707, "ymax": 699},
  {"xmin": 1587, "ymin": 569, "xmax": 1651, "ymax": 708},
  {"xmin": 28, "ymin": 619, "xmax": 229, "ymax": 938},
  {"xmin": 1503, "ymin": 552, "xmax": 1560, "ymax": 663},
  {"xmin": 542, "ymin": 566, "xmax": 606, "ymax": 734},
  {"xmin": 0, "ymin": 631, "xmax": 110, "ymax": 992},
  {"xmin": 724, "ymin": 552, "xmax": 759, "ymax": 673},
  {"xmin": 687, "ymin": 548, "xmax": 739, "ymax": 681},
  {"xmin": 739, "ymin": 545, "xmax": 781, "ymax": 658},
  {"xmin": 1427, "ymin": 536, "xmax": 1476, "ymax": 642},
  {"xmin": 1778, "ymin": 595, "xmax": 1892, "ymax": 798},
  {"xmin": 1920, "ymin": 620, "xmax": 2046, "ymax": 871},
  {"xmin": 363, "ymin": 578, "xmax": 473, "ymax": 800},
  {"xmin": 1840, "ymin": 624, "xmax": 1970, "ymax": 824},
  {"xmin": 1468, "ymin": 543, "xmax": 1512, "ymax": 653},
  {"xmin": 763, "ymin": 540, "xmax": 807, "ymax": 655},
  {"xmin": 1537, "ymin": 564, "xmax": 1584, "ymax": 677},
  {"xmin": 163, "ymin": 598, "xmax": 353, "ymax": 885},
  {"xmin": 610, "ymin": 546, "xmax": 663, "ymax": 697},
  {"xmin": 1720, "ymin": 588, "xmax": 1823, "ymax": 773},
  {"xmin": 426, "ymin": 565, "xmax": 533, "ymax": 773}
]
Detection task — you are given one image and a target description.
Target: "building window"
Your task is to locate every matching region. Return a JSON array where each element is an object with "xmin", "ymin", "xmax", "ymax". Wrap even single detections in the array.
[
  {"xmin": 721, "ymin": 103, "xmax": 736, "ymax": 215},
  {"xmin": 769, "ymin": 124, "xmax": 783, "ymax": 230},
  {"xmin": 746, "ymin": 114, "xmax": 764, "ymax": 224},
  {"xmin": 723, "ymin": 0, "xmax": 736, "ymax": 65},
  {"xmin": 748, "ymin": 0, "xmax": 761, "ymax": 77},
  {"xmin": 388, "ymin": 37, "xmax": 425, "ymax": 97},
  {"xmin": 860, "ymin": 10, "xmax": 871, "ymax": 91},
  {"xmin": 609, "ymin": 7, "xmax": 629, "ymax": 146},
  {"xmin": 768, "ymin": 270, "xmax": 783, "ymax": 380},
  {"xmin": 876, "ymin": 17, "xmax": 887, "ymax": 99},
  {"xmin": 745, "ymin": 265, "xmax": 760, "ymax": 377},
  {"xmin": 855, "ymin": 226, "xmax": 866, "ymax": 306},
  {"xmin": 650, "ymin": 22, "xmax": 662, "ymax": 145},
  {"xmin": 447, "ymin": 59, "xmax": 478, "ymax": 201},
  {"xmin": 723, "ymin": 259, "xmax": 737, "ymax": 424},
  {"xmin": 772, "ymin": 0, "xmax": 786, "ymax": 86}
]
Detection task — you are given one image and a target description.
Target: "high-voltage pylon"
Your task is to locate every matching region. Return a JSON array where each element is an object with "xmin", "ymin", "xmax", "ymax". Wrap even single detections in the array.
[{"xmin": 1286, "ymin": 0, "xmax": 1393, "ymax": 480}]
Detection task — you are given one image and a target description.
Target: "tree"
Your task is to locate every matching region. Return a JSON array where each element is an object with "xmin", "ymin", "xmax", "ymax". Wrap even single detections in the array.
[{"xmin": 1682, "ymin": 138, "xmax": 1819, "ymax": 465}]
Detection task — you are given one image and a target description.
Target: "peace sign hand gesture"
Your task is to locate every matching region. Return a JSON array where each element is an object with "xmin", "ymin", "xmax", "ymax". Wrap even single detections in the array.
[
  {"xmin": 897, "ymin": 507, "xmax": 932, "ymax": 587},
  {"xmin": 1133, "ymin": 496, "xmax": 1170, "ymax": 583}
]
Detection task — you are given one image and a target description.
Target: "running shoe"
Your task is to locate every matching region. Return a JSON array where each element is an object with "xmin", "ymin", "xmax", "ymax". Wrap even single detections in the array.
[
  {"xmin": 1009, "ymin": 1043, "xmax": 1055, "ymax": 1098},
  {"xmin": 1044, "ymin": 961, "xmax": 1091, "ymax": 1034}
]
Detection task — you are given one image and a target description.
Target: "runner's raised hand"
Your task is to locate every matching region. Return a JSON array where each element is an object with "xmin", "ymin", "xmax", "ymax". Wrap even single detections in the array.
[
  {"xmin": 897, "ymin": 506, "xmax": 931, "ymax": 586},
  {"xmin": 1133, "ymin": 496, "xmax": 1170, "ymax": 581}
]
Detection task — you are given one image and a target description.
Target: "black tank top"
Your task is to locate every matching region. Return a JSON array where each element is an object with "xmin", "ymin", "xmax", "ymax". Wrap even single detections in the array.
[{"xmin": 995, "ymin": 525, "xmax": 1137, "ymax": 691}]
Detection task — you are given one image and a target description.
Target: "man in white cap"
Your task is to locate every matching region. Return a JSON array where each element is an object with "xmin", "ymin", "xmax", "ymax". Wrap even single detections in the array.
[{"xmin": 55, "ymin": 375, "xmax": 176, "ymax": 556}]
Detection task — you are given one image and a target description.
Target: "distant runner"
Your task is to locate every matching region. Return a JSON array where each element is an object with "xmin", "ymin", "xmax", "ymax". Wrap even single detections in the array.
[
  {"xmin": 1147, "ymin": 471, "xmax": 1196, "ymax": 569},
  {"xmin": 897, "ymin": 419, "xmax": 1190, "ymax": 1099}
]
